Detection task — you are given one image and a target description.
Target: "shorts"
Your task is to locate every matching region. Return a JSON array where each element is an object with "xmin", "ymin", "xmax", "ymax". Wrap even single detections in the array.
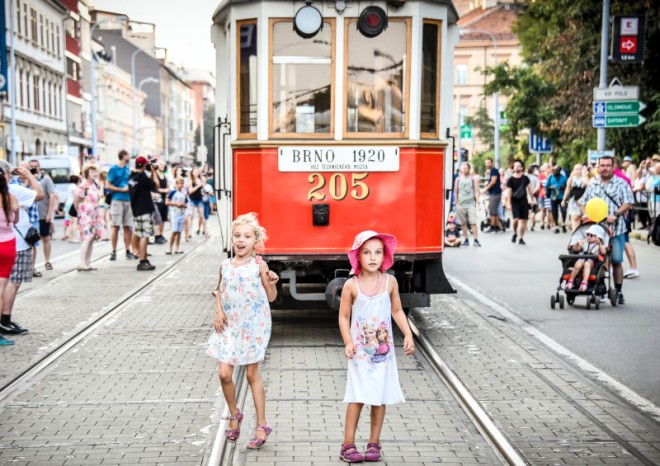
[
  {"xmin": 134, "ymin": 213, "xmax": 154, "ymax": 238},
  {"xmin": 455, "ymin": 204, "xmax": 477, "ymax": 226},
  {"xmin": 190, "ymin": 199, "xmax": 204, "ymax": 208},
  {"xmin": 111, "ymin": 200, "xmax": 134, "ymax": 228},
  {"xmin": 544, "ymin": 197, "xmax": 552, "ymax": 210},
  {"xmin": 10, "ymin": 249, "xmax": 33, "ymax": 284},
  {"xmin": 610, "ymin": 234, "xmax": 625, "ymax": 265},
  {"xmin": 511, "ymin": 200, "xmax": 529, "ymax": 220},
  {"xmin": 39, "ymin": 220, "xmax": 52, "ymax": 238},
  {"xmin": 171, "ymin": 214, "xmax": 185, "ymax": 233},
  {"xmin": 488, "ymin": 193, "xmax": 501, "ymax": 217},
  {"xmin": 157, "ymin": 202, "xmax": 169, "ymax": 222},
  {"xmin": 0, "ymin": 238, "xmax": 17, "ymax": 278}
]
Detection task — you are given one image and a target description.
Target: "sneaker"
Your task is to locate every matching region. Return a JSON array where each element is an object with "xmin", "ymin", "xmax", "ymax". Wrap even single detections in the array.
[
  {"xmin": 541, "ymin": 225, "xmax": 545, "ymax": 230},
  {"xmin": 461, "ymin": 239, "xmax": 469, "ymax": 247},
  {"xmin": 518, "ymin": 238, "xmax": 526, "ymax": 245},
  {"xmin": 511, "ymin": 234, "xmax": 517, "ymax": 243},
  {"xmin": 110, "ymin": 251, "xmax": 117, "ymax": 261},
  {"xmin": 155, "ymin": 235, "xmax": 168, "ymax": 245},
  {"xmin": 0, "ymin": 335, "xmax": 15, "ymax": 346},
  {"xmin": 578, "ymin": 282, "xmax": 588, "ymax": 292},
  {"xmin": 485, "ymin": 227, "xmax": 500, "ymax": 233},
  {"xmin": 126, "ymin": 251, "xmax": 139, "ymax": 260},
  {"xmin": 137, "ymin": 261, "xmax": 156, "ymax": 271},
  {"xmin": 562, "ymin": 225, "xmax": 567, "ymax": 233},
  {"xmin": 624, "ymin": 269, "xmax": 640, "ymax": 279},
  {"xmin": 364, "ymin": 443, "xmax": 382, "ymax": 462},
  {"xmin": 598, "ymin": 295, "xmax": 606, "ymax": 303},
  {"xmin": 0, "ymin": 322, "xmax": 28, "ymax": 335},
  {"xmin": 617, "ymin": 292, "xmax": 625, "ymax": 305},
  {"xmin": 554, "ymin": 228, "xmax": 560, "ymax": 234},
  {"xmin": 565, "ymin": 280, "xmax": 574, "ymax": 290},
  {"xmin": 473, "ymin": 239, "xmax": 481, "ymax": 247}
]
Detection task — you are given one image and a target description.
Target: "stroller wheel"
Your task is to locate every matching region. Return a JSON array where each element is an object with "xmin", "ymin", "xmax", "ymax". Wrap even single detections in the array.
[
  {"xmin": 594, "ymin": 297, "xmax": 600, "ymax": 310},
  {"xmin": 567, "ymin": 295, "xmax": 575, "ymax": 306},
  {"xmin": 586, "ymin": 297, "xmax": 591, "ymax": 310},
  {"xmin": 608, "ymin": 288, "xmax": 617, "ymax": 306},
  {"xmin": 559, "ymin": 295, "xmax": 565, "ymax": 309},
  {"xmin": 550, "ymin": 295, "xmax": 556, "ymax": 309}
]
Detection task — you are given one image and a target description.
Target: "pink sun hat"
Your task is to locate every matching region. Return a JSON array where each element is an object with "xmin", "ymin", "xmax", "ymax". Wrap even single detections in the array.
[{"xmin": 348, "ymin": 230, "xmax": 397, "ymax": 275}]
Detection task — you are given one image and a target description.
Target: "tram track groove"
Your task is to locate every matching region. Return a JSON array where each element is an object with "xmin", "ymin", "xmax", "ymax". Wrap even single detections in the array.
[{"xmin": 0, "ymin": 235, "xmax": 214, "ymax": 404}]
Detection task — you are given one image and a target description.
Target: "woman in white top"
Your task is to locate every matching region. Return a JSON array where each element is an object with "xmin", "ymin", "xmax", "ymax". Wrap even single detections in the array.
[{"xmin": 562, "ymin": 163, "xmax": 587, "ymax": 231}]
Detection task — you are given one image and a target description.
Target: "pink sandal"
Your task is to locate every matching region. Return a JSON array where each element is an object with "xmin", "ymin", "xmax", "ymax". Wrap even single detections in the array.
[
  {"xmin": 222, "ymin": 408, "xmax": 243, "ymax": 442},
  {"xmin": 364, "ymin": 442, "xmax": 382, "ymax": 462},
  {"xmin": 340, "ymin": 443, "xmax": 364, "ymax": 463},
  {"xmin": 246, "ymin": 423, "xmax": 273, "ymax": 449}
]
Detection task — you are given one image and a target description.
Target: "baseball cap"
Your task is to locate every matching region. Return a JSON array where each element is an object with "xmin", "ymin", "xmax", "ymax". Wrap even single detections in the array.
[
  {"xmin": 623, "ymin": 155, "xmax": 633, "ymax": 162},
  {"xmin": 135, "ymin": 156, "xmax": 149, "ymax": 167}
]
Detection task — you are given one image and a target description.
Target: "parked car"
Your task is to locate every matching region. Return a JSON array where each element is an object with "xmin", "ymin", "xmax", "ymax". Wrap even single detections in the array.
[{"xmin": 29, "ymin": 155, "xmax": 81, "ymax": 211}]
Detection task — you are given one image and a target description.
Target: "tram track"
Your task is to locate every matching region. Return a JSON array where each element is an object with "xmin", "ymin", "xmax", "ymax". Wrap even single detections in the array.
[
  {"xmin": 208, "ymin": 312, "xmax": 527, "ymax": 466},
  {"xmin": 0, "ymin": 235, "xmax": 213, "ymax": 404}
]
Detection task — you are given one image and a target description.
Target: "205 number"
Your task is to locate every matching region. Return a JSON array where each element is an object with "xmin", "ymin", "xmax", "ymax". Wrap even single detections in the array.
[{"xmin": 308, "ymin": 173, "xmax": 370, "ymax": 201}]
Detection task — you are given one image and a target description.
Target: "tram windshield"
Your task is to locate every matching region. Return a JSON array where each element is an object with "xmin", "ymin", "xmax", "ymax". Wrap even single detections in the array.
[
  {"xmin": 346, "ymin": 19, "xmax": 407, "ymax": 136},
  {"xmin": 271, "ymin": 20, "xmax": 333, "ymax": 135}
]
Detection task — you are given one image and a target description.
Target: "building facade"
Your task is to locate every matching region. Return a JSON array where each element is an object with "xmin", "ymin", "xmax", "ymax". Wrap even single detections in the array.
[{"xmin": 3, "ymin": 0, "xmax": 68, "ymax": 160}]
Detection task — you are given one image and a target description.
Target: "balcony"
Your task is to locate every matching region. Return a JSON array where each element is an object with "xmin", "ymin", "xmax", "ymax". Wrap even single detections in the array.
[
  {"xmin": 66, "ymin": 34, "xmax": 80, "ymax": 57},
  {"xmin": 67, "ymin": 79, "xmax": 81, "ymax": 98}
]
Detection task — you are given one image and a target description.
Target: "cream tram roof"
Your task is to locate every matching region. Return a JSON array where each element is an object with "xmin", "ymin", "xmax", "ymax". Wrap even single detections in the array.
[{"xmin": 212, "ymin": 0, "xmax": 460, "ymax": 24}]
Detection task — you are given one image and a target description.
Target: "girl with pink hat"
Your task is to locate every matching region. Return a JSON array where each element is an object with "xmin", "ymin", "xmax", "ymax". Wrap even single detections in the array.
[{"xmin": 338, "ymin": 230, "xmax": 415, "ymax": 463}]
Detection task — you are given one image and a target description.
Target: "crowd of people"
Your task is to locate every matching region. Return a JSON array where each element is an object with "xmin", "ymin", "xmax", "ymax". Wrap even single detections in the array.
[
  {"xmin": 448, "ymin": 154, "xmax": 660, "ymax": 303},
  {"xmin": 0, "ymin": 150, "xmax": 217, "ymax": 346}
]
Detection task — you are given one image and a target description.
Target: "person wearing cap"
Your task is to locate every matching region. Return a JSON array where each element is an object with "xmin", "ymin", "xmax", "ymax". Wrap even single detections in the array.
[
  {"xmin": 107, "ymin": 150, "xmax": 138, "ymax": 261},
  {"xmin": 566, "ymin": 224, "xmax": 607, "ymax": 292},
  {"xmin": 622, "ymin": 155, "xmax": 636, "ymax": 181},
  {"xmin": 338, "ymin": 230, "xmax": 414, "ymax": 463},
  {"xmin": 128, "ymin": 156, "xmax": 158, "ymax": 271}
]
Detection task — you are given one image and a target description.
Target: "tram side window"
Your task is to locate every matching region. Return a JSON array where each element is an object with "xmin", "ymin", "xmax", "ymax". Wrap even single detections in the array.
[
  {"xmin": 346, "ymin": 19, "xmax": 408, "ymax": 136},
  {"xmin": 271, "ymin": 20, "xmax": 333, "ymax": 135},
  {"xmin": 239, "ymin": 21, "xmax": 257, "ymax": 135},
  {"xmin": 421, "ymin": 21, "xmax": 441, "ymax": 136}
]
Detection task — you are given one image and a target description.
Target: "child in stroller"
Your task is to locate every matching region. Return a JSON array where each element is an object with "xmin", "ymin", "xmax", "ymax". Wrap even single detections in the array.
[{"xmin": 565, "ymin": 225, "xmax": 607, "ymax": 292}]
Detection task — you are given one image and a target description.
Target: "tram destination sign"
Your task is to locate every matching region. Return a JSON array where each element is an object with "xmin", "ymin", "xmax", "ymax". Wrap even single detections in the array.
[{"xmin": 278, "ymin": 146, "xmax": 400, "ymax": 172}]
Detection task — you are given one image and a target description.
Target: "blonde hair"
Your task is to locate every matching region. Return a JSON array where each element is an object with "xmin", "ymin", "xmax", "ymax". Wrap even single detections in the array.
[
  {"xmin": 232, "ymin": 212, "xmax": 268, "ymax": 243},
  {"xmin": 174, "ymin": 176, "xmax": 185, "ymax": 185}
]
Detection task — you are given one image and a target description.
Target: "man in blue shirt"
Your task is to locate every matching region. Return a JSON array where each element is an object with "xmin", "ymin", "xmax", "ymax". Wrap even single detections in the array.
[
  {"xmin": 106, "ymin": 150, "xmax": 138, "ymax": 261},
  {"xmin": 481, "ymin": 157, "xmax": 502, "ymax": 232},
  {"xmin": 547, "ymin": 165, "xmax": 568, "ymax": 233}
]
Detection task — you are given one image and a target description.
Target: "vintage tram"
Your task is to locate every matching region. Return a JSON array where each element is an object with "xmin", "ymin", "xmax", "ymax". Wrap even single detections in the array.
[{"xmin": 211, "ymin": 0, "xmax": 459, "ymax": 309}]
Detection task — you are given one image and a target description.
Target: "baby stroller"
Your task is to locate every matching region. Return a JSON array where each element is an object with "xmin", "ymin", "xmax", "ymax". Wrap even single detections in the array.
[
  {"xmin": 479, "ymin": 193, "xmax": 510, "ymax": 232},
  {"xmin": 551, "ymin": 221, "xmax": 618, "ymax": 310}
]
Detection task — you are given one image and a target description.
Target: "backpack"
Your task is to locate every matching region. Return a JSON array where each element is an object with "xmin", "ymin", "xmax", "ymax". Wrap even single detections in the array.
[{"xmin": 649, "ymin": 215, "xmax": 660, "ymax": 247}]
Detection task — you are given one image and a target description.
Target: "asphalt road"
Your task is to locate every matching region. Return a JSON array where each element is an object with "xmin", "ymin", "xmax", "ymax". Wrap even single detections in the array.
[{"xmin": 443, "ymin": 221, "xmax": 660, "ymax": 407}]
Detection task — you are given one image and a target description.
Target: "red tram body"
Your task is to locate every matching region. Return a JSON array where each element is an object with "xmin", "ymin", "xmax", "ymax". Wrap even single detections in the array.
[{"xmin": 212, "ymin": 1, "xmax": 459, "ymax": 308}]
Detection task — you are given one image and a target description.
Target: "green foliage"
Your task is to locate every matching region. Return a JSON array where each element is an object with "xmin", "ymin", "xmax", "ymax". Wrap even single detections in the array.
[
  {"xmin": 463, "ymin": 104, "xmax": 494, "ymax": 150},
  {"xmin": 512, "ymin": 0, "xmax": 660, "ymax": 163},
  {"xmin": 193, "ymin": 104, "xmax": 216, "ymax": 157}
]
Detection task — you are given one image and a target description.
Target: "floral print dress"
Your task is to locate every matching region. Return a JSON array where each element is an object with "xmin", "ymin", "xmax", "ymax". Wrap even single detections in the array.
[
  {"xmin": 206, "ymin": 258, "xmax": 272, "ymax": 365},
  {"xmin": 77, "ymin": 180, "xmax": 103, "ymax": 240}
]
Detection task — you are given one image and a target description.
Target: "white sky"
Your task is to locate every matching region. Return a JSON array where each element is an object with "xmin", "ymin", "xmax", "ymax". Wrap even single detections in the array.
[{"xmin": 90, "ymin": 0, "xmax": 219, "ymax": 73}]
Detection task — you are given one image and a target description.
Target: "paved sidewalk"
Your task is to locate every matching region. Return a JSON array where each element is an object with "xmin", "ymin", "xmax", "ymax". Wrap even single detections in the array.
[{"xmin": 409, "ymin": 295, "xmax": 660, "ymax": 465}]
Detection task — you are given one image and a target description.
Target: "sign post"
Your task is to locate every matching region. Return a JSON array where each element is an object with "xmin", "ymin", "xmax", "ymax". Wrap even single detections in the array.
[
  {"xmin": 529, "ymin": 130, "xmax": 552, "ymax": 166},
  {"xmin": 592, "ymin": 81, "xmax": 645, "ymax": 128},
  {"xmin": 611, "ymin": 15, "xmax": 646, "ymax": 64}
]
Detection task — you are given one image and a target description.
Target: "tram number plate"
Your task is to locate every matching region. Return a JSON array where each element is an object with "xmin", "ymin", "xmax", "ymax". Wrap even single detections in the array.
[{"xmin": 278, "ymin": 146, "xmax": 399, "ymax": 172}]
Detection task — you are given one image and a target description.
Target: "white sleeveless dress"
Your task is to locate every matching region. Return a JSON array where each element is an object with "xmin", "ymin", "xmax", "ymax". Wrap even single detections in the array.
[{"xmin": 343, "ymin": 274, "xmax": 405, "ymax": 406}]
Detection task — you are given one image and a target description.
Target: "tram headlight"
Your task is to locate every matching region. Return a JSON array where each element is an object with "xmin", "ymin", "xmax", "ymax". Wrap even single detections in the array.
[
  {"xmin": 357, "ymin": 6, "xmax": 388, "ymax": 38},
  {"xmin": 294, "ymin": 3, "xmax": 323, "ymax": 39}
]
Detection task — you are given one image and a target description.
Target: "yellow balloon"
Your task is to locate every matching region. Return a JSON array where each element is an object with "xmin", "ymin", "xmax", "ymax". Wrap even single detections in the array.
[{"xmin": 585, "ymin": 197, "xmax": 608, "ymax": 222}]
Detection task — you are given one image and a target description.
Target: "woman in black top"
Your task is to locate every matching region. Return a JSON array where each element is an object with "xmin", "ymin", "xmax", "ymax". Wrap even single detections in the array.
[{"xmin": 188, "ymin": 167, "xmax": 208, "ymax": 237}]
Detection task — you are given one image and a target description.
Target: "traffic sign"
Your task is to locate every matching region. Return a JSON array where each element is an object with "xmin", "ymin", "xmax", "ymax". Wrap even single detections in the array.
[
  {"xmin": 593, "ymin": 86, "xmax": 639, "ymax": 101},
  {"xmin": 593, "ymin": 100, "xmax": 646, "ymax": 114},
  {"xmin": 529, "ymin": 130, "xmax": 552, "ymax": 153},
  {"xmin": 460, "ymin": 124, "xmax": 472, "ymax": 139},
  {"xmin": 612, "ymin": 15, "xmax": 646, "ymax": 64},
  {"xmin": 592, "ymin": 114, "xmax": 646, "ymax": 128}
]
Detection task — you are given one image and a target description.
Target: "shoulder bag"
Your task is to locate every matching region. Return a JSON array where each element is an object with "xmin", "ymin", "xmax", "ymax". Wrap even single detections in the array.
[{"xmin": 14, "ymin": 225, "xmax": 41, "ymax": 246}]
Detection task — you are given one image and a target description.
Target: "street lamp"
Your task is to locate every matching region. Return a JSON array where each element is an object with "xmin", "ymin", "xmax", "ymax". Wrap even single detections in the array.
[
  {"xmin": 131, "ymin": 48, "xmax": 156, "ymax": 156},
  {"xmin": 133, "ymin": 77, "xmax": 159, "ymax": 155},
  {"xmin": 459, "ymin": 28, "xmax": 500, "ymax": 168},
  {"xmin": 90, "ymin": 16, "xmax": 128, "ymax": 158}
]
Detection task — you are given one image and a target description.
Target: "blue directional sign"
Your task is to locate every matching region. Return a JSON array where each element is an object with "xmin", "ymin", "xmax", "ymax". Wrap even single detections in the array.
[
  {"xmin": 593, "ymin": 102, "xmax": 607, "ymax": 114},
  {"xmin": 529, "ymin": 130, "xmax": 552, "ymax": 153},
  {"xmin": 593, "ymin": 116, "xmax": 606, "ymax": 128}
]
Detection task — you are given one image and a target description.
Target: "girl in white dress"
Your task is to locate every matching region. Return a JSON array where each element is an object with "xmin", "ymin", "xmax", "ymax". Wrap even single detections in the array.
[
  {"xmin": 338, "ymin": 230, "xmax": 415, "ymax": 463},
  {"xmin": 206, "ymin": 213, "xmax": 279, "ymax": 449}
]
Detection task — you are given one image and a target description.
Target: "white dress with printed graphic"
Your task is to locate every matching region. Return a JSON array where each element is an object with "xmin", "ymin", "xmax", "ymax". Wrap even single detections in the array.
[{"xmin": 343, "ymin": 274, "xmax": 405, "ymax": 406}]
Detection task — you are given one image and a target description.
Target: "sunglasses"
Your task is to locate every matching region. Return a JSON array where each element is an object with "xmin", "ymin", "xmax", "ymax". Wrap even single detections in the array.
[{"xmin": 586, "ymin": 233, "xmax": 596, "ymax": 237}]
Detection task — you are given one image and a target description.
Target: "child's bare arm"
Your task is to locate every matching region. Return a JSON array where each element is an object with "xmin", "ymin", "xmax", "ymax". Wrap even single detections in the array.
[
  {"xmin": 214, "ymin": 267, "xmax": 226, "ymax": 333},
  {"xmin": 259, "ymin": 261, "xmax": 279, "ymax": 302},
  {"xmin": 389, "ymin": 277, "xmax": 415, "ymax": 356},
  {"xmin": 339, "ymin": 279, "xmax": 357, "ymax": 358}
]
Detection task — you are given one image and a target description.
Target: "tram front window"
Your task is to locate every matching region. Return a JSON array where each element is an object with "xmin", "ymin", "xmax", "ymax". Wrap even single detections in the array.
[
  {"xmin": 271, "ymin": 20, "xmax": 333, "ymax": 136},
  {"xmin": 346, "ymin": 19, "xmax": 408, "ymax": 136}
]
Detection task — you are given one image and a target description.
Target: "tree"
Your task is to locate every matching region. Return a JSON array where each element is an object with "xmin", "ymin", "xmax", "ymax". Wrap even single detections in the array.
[
  {"xmin": 193, "ymin": 104, "xmax": 216, "ymax": 161},
  {"xmin": 513, "ymin": 0, "xmax": 660, "ymax": 160},
  {"xmin": 464, "ymin": 104, "xmax": 494, "ymax": 150}
]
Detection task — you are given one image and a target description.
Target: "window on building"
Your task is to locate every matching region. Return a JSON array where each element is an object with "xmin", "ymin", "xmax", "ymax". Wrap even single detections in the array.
[
  {"xmin": 66, "ymin": 58, "xmax": 78, "ymax": 81},
  {"xmin": 420, "ymin": 20, "xmax": 441, "ymax": 137},
  {"xmin": 18, "ymin": 69, "xmax": 24, "ymax": 107},
  {"xmin": 22, "ymin": 2, "xmax": 28, "ymax": 39},
  {"xmin": 46, "ymin": 20, "xmax": 51, "ymax": 52},
  {"xmin": 39, "ymin": 14, "xmax": 44, "ymax": 48},
  {"xmin": 15, "ymin": 2, "xmax": 22, "ymax": 36},
  {"xmin": 456, "ymin": 64, "xmax": 467, "ymax": 86},
  {"xmin": 56, "ymin": 25, "xmax": 60, "ymax": 56},
  {"xmin": 30, "ymin": 8, "xmax": 37, "ymax": 44},
  {"xmin": 346, "ymin": 18, "xmax": 409, "ymax": 136},
  {"xmin": 238, "ymin": 20, "xmax": 257, "ymax": 136},
  {"xmin": 50, "ymin": 21, "xmax": 55, "ymax": 54},
  {"xmin": 270, "ymin": 19, "xmax": 333, "ymax": 136},
  {"xmin": 459, "ymin": 105, "xmax": 468, "ymax": 127},
  {"xmin": 33, "ymin": 74, "xmax": 40, "ymax": 112}
]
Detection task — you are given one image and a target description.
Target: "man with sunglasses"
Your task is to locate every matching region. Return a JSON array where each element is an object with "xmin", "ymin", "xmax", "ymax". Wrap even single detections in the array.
[{"xmin": 579, "ymin": 156, "xmax": 634, "ymax": 304}]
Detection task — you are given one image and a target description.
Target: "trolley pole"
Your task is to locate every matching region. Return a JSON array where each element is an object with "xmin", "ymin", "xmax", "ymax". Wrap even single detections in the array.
[{"xmin": 597, "ymin": 0, "xmax": 610, "ymax": 151}]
